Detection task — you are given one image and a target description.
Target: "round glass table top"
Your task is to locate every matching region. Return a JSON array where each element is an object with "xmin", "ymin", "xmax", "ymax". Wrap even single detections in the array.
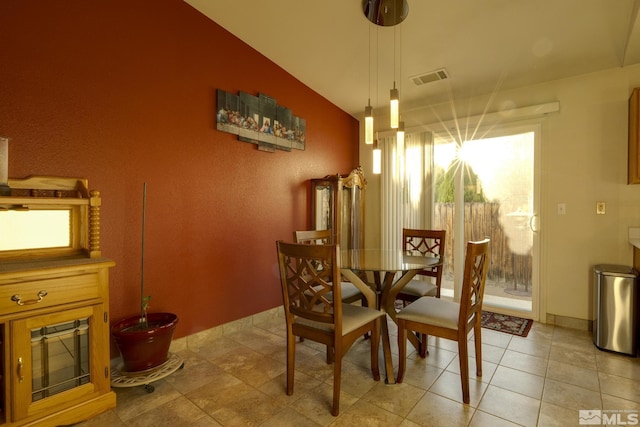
[{"xmin": 340, "ymin": 249, "xmax": 440, "ymax": 272}]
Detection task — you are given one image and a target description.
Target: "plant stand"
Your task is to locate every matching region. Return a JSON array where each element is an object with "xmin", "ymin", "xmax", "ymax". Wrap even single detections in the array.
[{"xmin": 110, "ymin": 353, "xmax": 184, "ymax": 393}]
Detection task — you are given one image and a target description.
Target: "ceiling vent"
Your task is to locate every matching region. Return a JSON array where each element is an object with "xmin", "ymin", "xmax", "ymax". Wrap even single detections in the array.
[{"xmin": 410, "ymin": 68, "xmax": 449, "ymax": 86}]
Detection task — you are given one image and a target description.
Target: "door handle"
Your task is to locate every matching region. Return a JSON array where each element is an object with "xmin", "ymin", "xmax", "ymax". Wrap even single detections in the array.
[
  {"xmin": 529, "ymin": 214, "xmax": 538, "ymax": 232},
  {"xmin": 17, "ymin": 357, "xmax": 24, "ymax": 383}
]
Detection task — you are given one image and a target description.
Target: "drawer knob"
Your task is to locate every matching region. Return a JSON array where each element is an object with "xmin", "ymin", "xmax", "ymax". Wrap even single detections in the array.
[{"xmin": 11, "ymin": 290, "xmax": 48, "ymax": 306}]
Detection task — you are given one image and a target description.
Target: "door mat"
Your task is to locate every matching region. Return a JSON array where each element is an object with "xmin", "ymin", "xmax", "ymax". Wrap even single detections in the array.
[{"xmin": 481, "ymin": 311, "xmax": 533, "ymax": 337}]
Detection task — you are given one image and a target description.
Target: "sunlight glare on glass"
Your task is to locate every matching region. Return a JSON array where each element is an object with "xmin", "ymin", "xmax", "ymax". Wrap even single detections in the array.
[{"xmin": 434, "ymin": 140, "xmax": 457, "ymax": 171}]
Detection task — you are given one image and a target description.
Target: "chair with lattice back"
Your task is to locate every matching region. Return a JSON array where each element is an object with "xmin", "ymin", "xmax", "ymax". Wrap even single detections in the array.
[
  {"xmin": 396, "ymin": 239, "xmax": 490, "ymax": 404},
  {"xmin": 276, "ymin": 241, "xmax": 383, "ymax": 416},
  {"xmin": 293, "ymin": 229, "xmax": 369, "ymax": 363},
  {"xmin": 397, "ymin": 228, "xmax": 446, "ymax": 304}
]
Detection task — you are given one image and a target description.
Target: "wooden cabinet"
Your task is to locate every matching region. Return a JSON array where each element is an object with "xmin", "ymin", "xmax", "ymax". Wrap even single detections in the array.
[
  {"xmin": 629, "ymin": 87, "xmax": 640, "ymax": 184},
  {"xmin": 310, "ymin": 167, "xmax": 366, "ymax": 250},
  {"xmin": 0, "ymin": 176, "xmax": 115, "ymax": 426}
]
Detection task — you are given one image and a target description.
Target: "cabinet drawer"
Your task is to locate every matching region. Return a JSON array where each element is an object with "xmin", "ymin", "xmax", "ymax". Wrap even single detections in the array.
[{"xmin": 0, "ymin": 272, "xmax": 99, "ymax": 315}]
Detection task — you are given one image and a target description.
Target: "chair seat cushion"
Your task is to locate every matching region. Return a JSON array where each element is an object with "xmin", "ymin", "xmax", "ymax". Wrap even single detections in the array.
[
  {"xmin": 340, "ymin": 282, "xmax": 363, "ymax": 300},
  {"xmin": 398, "ymin": 279, "xmax": 437, "ymax": 297},
  {"xmin": 296, "ymin": 303, "xmax": 383, "ymax": 335},
  {"xmin": 307, "ymin": 282, "xmax": 362, "ymax": 302},
  {"xmin": 396, "ymin": 296, "xmax": 460, "ymax": 330}
]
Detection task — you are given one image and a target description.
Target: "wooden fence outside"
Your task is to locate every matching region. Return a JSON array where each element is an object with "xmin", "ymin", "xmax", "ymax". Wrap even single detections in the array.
[{"xmin": 433, "ymin": 202, "xmax": 532, "ymax": 289}]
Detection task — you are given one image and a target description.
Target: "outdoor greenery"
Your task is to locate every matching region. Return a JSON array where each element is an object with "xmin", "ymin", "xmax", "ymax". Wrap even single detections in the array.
[{"xmin": 434, "ymin": 165, "xmax": 488, "ymax": 203}]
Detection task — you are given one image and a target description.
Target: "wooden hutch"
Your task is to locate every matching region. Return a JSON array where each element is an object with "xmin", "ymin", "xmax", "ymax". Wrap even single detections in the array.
[
  {"xmin": 0, "ymin": 176, "xmax": 115, "ymax": 426},
  {"xmin": 310, "ymin": 167, "xmax": 366, "ymax": 250}
]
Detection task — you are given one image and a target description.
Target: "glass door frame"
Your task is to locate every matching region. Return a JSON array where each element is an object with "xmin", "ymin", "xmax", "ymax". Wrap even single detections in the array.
[{"xmin": 434, "ymin": 121, "xmax": 541, "ymax": 321}]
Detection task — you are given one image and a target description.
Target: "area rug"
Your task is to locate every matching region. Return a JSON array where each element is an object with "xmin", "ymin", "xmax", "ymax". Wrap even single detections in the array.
[{"xmin": 481, "ymin": 311, "xmax": 533, "ymax": 337}]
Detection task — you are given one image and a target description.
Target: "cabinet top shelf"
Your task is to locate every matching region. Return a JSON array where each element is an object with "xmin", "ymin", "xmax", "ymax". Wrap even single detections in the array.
[{"xmin": 0, "ymin": 255, "xmax": 114, "ymax": 274}]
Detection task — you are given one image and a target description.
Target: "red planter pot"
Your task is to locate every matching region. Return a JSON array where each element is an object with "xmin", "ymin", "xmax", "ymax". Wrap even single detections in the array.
[{"xmin": 112, "ymin": 312, "xmax": 178, "ymax": 373}]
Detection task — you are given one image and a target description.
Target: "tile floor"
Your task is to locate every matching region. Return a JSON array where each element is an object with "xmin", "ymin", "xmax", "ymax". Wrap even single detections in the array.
[{"xmin": 79, "ymin": 316, "xmax": 640, "ymax": 427}]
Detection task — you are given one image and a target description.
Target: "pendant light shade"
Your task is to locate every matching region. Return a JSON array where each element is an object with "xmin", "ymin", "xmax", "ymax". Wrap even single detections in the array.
[
  {"xmin": 365, "ymin": 103, "xmax": 374, "ymax": 144},
  {"xmin": 390, "ymin": 85, "xmax": 399, "ymax": 129},
  {"xmin": 373, "ymin": 139, "xmax": 381, "ymax": 174}
]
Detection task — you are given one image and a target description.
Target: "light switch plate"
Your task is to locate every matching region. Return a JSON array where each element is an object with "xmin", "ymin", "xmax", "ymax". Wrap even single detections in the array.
[{"xmin": 596, "ymin": 201, "xmax": 606, "ymax": 215}]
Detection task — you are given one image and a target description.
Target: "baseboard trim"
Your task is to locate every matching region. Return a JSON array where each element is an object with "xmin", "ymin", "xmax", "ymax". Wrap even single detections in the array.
[{"xmin": 546, "ymin": 313, "xmax": 590, "ymax": 331}]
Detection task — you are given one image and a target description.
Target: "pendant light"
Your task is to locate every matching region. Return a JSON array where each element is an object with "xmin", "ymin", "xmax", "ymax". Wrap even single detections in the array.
[
  {"xmin": 364, "ymin": 14, "xmax": 374, "ymax": 145},
  {"xmin": 362, "ymin": 1, "xmax": 407, "ymax": 128},
  {"xmin": 390, "ymin": 83, "xmax": 399, "ymax": 129},
  {"xmin": 373, "ymin": 135, "xmax": 381, "ymax": 174},
  {"xmin": 365, "ymin": 102, "xmax": 374, "ymax": 144},
  {"xmin": 389, "ymin": 22, "xmax": 399, "ymax": 129},
  {"xmin": 363, "ymin": 0, "xmax": 409, "ymax": 174}
]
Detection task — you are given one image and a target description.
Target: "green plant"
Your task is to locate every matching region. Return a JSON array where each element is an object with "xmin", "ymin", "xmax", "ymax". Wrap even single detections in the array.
[
  {"xmin": 140, "ymin": 295, "xmax": 151, "ymax": 328},
  {"xmin": 434, "ymin": 165, "xmax": 487, "ymax": 203}
]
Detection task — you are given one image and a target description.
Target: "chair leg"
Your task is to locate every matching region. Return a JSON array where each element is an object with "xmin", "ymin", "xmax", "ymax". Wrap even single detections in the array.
[
  {"xmin": 371, "ymin": 319, "xmax": 381, "ymax": 381},
  {"xmin": 326, "ymin": 344, "xmax": 334, "ymax": 364},
  {"xmin": 286, "ymin": 334, "xmax": 296, "ymax": 395},
  {"xmin": 396, "ymin": 319, "xmax": 407, "ymax": 383},
  {"xmin": 362, "ymin": 297, "xmax": 371, "ymax": 340},
  {"xmin": 458, "ymin": 335, "xmax": 470, "ymax": 404},
  {"xmin": 332, "ymin": 350, "xmax": 342, "ymax": 416},
  {"xmin": 419, "ymin": 333, "xmax": 428, "ymax": 358},
  {"xmin": 474, "ymin": 321, "xmax": 483, "ymax": 377}
]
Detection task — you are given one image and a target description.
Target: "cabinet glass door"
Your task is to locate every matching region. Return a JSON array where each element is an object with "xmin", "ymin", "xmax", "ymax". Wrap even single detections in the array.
[
  {"xmin": 11, "ymin": 305, "xmax": 106, "ymax": 421},
  {"xmin": 313, "ymin": 184, "xmax": 333, "ymax": 231},
  {"xmin": 31, "ymin": 316, "xmax": 90, "ymax": 402}
]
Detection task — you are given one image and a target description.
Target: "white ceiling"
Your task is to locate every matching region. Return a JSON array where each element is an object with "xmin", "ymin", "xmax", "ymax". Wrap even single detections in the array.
[{"xmin": 185, "ymin": 0, "xmax": 640, "ymax": 121}]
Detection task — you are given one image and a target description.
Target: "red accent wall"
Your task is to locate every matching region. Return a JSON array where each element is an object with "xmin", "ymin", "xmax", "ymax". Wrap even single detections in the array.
[{"xmin": 0, "ymin": 1, "xmax": 359, "ymax": 346}]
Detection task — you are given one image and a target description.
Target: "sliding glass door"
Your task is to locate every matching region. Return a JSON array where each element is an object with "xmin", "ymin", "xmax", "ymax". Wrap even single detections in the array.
[{"xmin": 433, "ymin": 124, "xmax": 539, "ymax": 317}]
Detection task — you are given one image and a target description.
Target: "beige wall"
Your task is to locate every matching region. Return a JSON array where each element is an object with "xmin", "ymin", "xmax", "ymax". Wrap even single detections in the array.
[{"xmin": 362, "ymin": 64, "xmax": 640, "ymax": 322}]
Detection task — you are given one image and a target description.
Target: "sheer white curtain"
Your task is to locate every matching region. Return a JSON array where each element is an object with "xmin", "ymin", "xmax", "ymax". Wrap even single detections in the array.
[{"xmin": 380, "ymin": 131, "xmax": 433, "ymax": 251}]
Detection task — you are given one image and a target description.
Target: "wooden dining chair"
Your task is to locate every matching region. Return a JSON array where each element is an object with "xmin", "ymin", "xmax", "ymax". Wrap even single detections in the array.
[
  {"xmin": 397, "ymin": 228, "xmax": 446, "ymax": 304},
  {"xmin": 294, "ymin": 229, "xmax": 371, "ymax": 363},
  {"xmin": 293, "ymin": 229, "xmax": 365, "ymax": 305},
  {"xmin": 276, "ymin": 241, "xmax": 383, "ymax": 416},
  {"xmin": 396, "ymin": 239, "xmax": 490, "ymax": 404}
]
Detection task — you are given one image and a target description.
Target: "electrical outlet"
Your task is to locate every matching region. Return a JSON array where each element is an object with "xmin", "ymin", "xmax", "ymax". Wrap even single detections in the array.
[{"xmin": 596, "ymin": 201, "xmax": 606, "ymax": 215}]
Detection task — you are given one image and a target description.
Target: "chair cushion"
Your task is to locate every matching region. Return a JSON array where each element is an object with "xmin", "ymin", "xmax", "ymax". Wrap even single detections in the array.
[
  {"xmin": 341, "ymin": 304, "xmax": 383, "ymax": 334},
  {"xmin": 340, "ymin": 282, "xmax": 363, "ymax": 300},
  {"xmin": 398, "ymin": 279, "xmax": 437, "ymax": 297},
  {"xmin": 307, "ymin": 282, "xmax": 362, "ymax": 302},
  {"xmin": 295, "ymin": 303, "xmax": 383, "ymax": 335},
  {"xmin": 396, "ymin": 297, "xmax": 460, "ymax": 330}
]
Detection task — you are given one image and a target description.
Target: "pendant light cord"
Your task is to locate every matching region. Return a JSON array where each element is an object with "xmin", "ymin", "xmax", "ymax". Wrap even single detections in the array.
[
  {"xmin": 368, "ymin": 22, "xmax": 371, "ymax": 106},
  {"xmin": 394, "ymin": 26, "xmax": 397, "ymax": 87}
]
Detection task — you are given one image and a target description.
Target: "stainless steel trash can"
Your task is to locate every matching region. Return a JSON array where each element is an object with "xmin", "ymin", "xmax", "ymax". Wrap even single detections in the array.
[{"xmin": 592, "ymin": 264, "xmax": 638, "ymax": 356}]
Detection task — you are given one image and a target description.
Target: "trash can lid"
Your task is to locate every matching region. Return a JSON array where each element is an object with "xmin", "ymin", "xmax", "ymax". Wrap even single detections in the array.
[{"xmin": 594, "ymin": 264, "xmax": 637, "ymax": 277}]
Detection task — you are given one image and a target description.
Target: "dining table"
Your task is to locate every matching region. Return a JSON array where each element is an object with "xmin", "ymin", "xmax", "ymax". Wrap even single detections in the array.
[{"xmin": 340, "ymin": 249, "xmax": 442, "ymax": 384}]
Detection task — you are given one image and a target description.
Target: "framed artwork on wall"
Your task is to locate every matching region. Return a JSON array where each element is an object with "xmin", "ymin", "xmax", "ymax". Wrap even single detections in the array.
[{"xmin": 216, "ymin": 89, "xmax": 306, "ymax": 152}]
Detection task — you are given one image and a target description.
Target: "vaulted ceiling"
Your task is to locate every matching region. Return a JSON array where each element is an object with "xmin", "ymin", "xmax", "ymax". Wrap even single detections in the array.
[{"xmin": 186, "ymin": 0, "xmax": 640, "ymax": 121}]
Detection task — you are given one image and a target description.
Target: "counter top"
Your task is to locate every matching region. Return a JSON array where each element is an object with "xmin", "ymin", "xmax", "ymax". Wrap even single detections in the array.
[{"xmin": 629, "ymin": 227, "xmax": 640, "ymax": 249}]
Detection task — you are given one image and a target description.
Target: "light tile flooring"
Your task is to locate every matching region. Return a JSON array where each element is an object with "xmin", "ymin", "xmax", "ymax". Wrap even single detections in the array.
[{"xmin": 79, "ymin": 317, "xmax": 640, "ymax": 427}]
